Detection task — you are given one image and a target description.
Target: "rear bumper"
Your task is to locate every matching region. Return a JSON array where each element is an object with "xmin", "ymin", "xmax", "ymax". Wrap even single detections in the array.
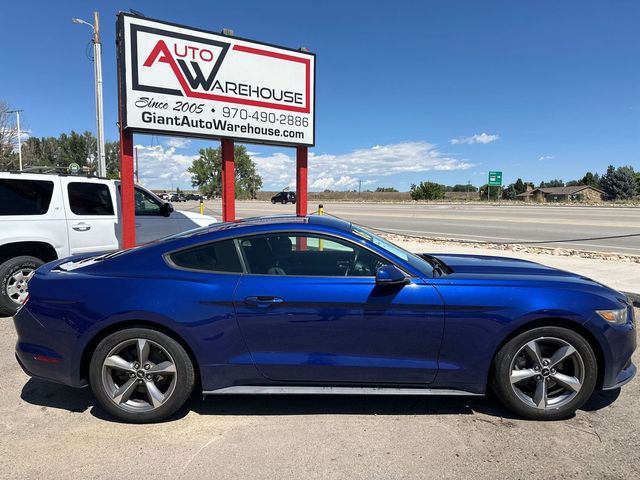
[{"xmin": 13, "ymin": 306, "xmax": 85, "ymax": 388}]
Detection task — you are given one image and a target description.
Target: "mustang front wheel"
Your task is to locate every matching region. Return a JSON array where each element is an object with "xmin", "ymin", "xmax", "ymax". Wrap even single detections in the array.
[
  {"xmin": 89, "ymin": 328, "xmax": 195, "ymax": 423},
  {"xmin": 492, "ymin": 326, "xmax": 597, "ymax": 420}
]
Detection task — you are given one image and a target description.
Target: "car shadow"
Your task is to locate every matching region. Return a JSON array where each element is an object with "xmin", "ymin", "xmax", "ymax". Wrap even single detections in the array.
[{"xmin": 20, "ymin": 378, "xmax": 621, "ymax": 423}]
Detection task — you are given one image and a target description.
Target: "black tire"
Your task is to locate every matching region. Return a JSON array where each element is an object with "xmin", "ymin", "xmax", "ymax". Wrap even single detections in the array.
[
  {"xmin": 271, "ymin": 199, "xmax": 276, "ymax": 204},
  {"xmin": 292, "ymin": 201, "xmax": 296, "ymax": 205},
  {"xmin": 281, "ymin": 199, "xmax": 287, "ymax": 204},
  {"xmin": 89, "ymin": 328, "xmax": 195, "ymax": 423},
  {"xmin": 492, "ymin": 326, "xmax": 597, "ymax": 420},
  {"xmin": 0, "ymin": 255, "xmax": 44, "ymax": 317}
]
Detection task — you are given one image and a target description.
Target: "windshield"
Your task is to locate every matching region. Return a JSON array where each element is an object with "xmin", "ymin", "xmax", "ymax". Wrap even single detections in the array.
[{"xmin": 351, "ymin": 225, "xmax": 434, "ymax": 277}]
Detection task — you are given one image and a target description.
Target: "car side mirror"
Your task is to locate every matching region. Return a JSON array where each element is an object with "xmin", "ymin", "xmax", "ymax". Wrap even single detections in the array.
[
  {"xmin": 161, "ymin": 202, "xmax": 174, "ymax": 217},
  {"xmin": 375, "ymin": 265, "xmax": 409, "ymax": 286}
]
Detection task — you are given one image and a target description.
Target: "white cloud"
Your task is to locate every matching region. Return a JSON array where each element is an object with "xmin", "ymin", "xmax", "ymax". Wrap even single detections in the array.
[
  {"xmin": 164, "ymin": 137, "xmax": 191, "ymax": 149},
  {"xmin": 450, "ymin": 133, "xmax": 499, "ymax": 145},
  {"xmin": 538, "ymin": 155, "xmax": 554, "ymax": 161},
  {"xmin": 252, "ymin": 141, "xmax": 474, "ymax": 191},
  {"xmin": 135, "ymin": 144, "xmax": 198, "ymax": 190}
]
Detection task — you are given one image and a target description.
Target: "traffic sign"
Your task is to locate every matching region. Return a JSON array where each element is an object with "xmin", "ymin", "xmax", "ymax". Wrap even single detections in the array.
[
  {"xmin": 68, "ymin": 163, "xmax": 80, "ymax": 174},
  {"xmin": 488, "ymin": 171, "xmax": 502, "ymax": 186}
]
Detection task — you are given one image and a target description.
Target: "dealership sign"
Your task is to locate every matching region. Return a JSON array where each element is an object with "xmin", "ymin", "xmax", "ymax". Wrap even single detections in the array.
[{"xmin": 117, "ymin": 14, "xmax": 315, "ymax": 146}]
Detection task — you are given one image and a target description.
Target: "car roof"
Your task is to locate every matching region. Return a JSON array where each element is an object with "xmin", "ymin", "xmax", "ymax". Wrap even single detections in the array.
[{"xmin": 168, "ymin": 214, "xmax": 352, "ymax": 241}]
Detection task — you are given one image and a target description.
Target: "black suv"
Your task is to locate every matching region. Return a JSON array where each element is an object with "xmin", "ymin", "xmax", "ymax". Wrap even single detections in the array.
[{"xmin": 271, "ymin": 191, "xmax": 296, "ymax": 204}]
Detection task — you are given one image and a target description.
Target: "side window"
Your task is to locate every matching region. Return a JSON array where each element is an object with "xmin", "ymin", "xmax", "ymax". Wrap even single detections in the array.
[
  {"xmin": 238, "ymin": 233, "xmax": 390, "ymax": 277},
  {"xmin": 134, "ymin": 188, "xmax": 163, "ymax": 216},
  {"xmin": 67, "ymin": 182, "xmax": 114, "ymax": 216},
  {"xmin": 0, "ymin": 179, "xmax": 54, "ymax": 215},
  {"xmin": 168, "ymin": 239, "xmax": 242, "ymax": 273}
]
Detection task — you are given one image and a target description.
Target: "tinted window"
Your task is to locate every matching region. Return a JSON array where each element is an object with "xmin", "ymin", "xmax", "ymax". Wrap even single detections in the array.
[
  {"xmin": 68, "ymin": 182, "xmax": 114, "ymax": 215},
  {"xmin": 134, "ymin": 187, "xmax": 163, "ymax": 216},
  {"xmin": 169, "ymin": 240, "xmax": 242, "ymax": 273},
  {"xmin": 0, "ymin": 179, "xmax": 54, "ymax": 215},
  {"xmin": 238, "ymin": 233, "xmax": 390, "ymax": 276}
]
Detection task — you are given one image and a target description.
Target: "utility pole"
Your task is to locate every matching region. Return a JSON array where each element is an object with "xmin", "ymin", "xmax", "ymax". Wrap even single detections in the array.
[
  {"xmin": 358, "ymin": 179, "xmax": 362, "ymax": 194},
  {"xmin": 7, "ymin": 109, "xmax": 23, "ymax": 171},
  {"xmin": 72, "ymin": 12, "xmax": 106, "ymax": 177}
]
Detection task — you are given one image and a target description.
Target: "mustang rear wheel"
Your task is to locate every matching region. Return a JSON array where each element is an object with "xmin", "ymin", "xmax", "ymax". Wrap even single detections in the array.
[
  {"xmin": 492, "ymin": 326, "xmax": 597, "ymax": 420},
  {"xmin": 89, "ymin": 328, "xmax": 195, "ymax": 423}
]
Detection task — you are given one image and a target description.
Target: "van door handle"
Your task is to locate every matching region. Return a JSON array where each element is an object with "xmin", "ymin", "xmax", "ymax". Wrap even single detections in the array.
[
  {"xmin": 71, "ymin": 223, "xmax": 91, "ymax": 232},
  {"xmin": 244, "ymin": 296, "xmax": 284, "ymax": 307}
]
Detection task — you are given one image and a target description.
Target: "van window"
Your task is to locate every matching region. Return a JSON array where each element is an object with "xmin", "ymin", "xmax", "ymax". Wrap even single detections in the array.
[
  {"xmin": 67, "ymin": 182, "xmax": 115, "ymax": 216},
  {"xmin": 0, "ymin": 179, "xmax": 54, "ymax": 215}
]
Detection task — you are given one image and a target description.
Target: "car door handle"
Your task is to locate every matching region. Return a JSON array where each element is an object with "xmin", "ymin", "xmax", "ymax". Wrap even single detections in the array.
[
  {"xmin": 244, "ymin": 296, "xmax": 284, "ymax": 307},
  {"xmin": 71, "ymin": 223, "xmax": 91, "ymax": 232}
]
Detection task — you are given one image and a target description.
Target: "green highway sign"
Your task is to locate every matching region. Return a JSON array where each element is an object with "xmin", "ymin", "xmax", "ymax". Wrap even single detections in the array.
[{"xmin": 488, "ymin": 171, "xmax": 503, "ymax": 186}]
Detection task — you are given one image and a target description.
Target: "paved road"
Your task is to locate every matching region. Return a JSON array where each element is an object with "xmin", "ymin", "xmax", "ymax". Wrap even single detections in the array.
[
  {"xmin": 184, "ymin": 201, "xmax": 640, "ymax": 255},
  {"xmin": 2, "ymin": 317, "xmax": 639, "ymax": 479}
]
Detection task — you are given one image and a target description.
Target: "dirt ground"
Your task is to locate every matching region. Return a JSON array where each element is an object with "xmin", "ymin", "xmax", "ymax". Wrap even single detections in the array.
[{"xmin": 1, "ymin": 314, "xmax": 639, "ymax": 480}]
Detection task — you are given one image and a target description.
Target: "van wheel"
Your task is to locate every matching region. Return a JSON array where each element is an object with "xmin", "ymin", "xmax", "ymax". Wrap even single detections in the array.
[{"xmin": 0, "ymin": 256, "xmax": 44, "ymax": 317}]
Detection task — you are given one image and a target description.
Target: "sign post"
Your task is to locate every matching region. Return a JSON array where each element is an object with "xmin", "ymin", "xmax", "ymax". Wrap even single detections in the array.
[
  {"xmin": 488, "ymin": 171, "xmax": 503, "ymax": 201},
  {"xmin": 116, "ymin": 13, "xmax": 315, "ymax": 242}
]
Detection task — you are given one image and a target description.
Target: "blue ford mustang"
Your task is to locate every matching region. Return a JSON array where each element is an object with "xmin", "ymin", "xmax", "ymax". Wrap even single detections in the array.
[{"xmin": 13, "ymin": 215, "xmax": 636, "ymax": 423}]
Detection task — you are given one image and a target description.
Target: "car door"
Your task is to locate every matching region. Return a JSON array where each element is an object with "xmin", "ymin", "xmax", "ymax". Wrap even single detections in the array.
[
  {"xmin": 232, "ymin": 232, "xmax": 444, "ymax": 385},
  {"xmin": 63, "ymin": 179, "xmax": 119, "ymax": 254}
]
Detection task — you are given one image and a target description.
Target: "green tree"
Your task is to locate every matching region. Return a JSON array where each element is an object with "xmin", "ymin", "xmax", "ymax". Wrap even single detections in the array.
[
  {"xmin": 450, "ymin": 183, "xmax": 477, "ymax": 192},
  {"xmin": 539, "ymin": 179, "xmax": 564, "ymax": 188},
  {"xmin": 105, "ymin": 141, "xmax": 120, "ymax": 179},
  {"xmin": 188, "ymin": 145, "xmax": 262, "ymax": 199},
  {"xmin": 410, "ymin": 181, "xmax": 445, "ymax": 200},
  {"xmin": 513, "ymin": 178, "xmax": 526, "ymax": 194},
  {"xmin": 580, "ymin": 171, "xmax": 600, "ymax": 187},
  {"xmin": 502, "ymin": 184, "xmax": 518, "ymax": 200},
  {"xmin": 599, "ymin": 165, "xmax": 637, "ymax": 200},
  {"xmin": 479, "ymin": 184, "xmax": 500, "ymax": 201},
  {"xmin": 375, "ymin": 186, "xmax": 398, "ymax": 192}
]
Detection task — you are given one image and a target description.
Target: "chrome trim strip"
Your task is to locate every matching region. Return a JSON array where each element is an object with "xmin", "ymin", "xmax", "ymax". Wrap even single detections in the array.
[{"xmin": 204, "ymin": 386, "xmax": 482, "ymax": 396}]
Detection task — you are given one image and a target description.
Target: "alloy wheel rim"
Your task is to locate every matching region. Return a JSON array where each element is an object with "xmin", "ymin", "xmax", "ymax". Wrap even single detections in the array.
[
  {"xmin": 509, "ymin": 336, "xmax": 585, "ymax": 410},
  {"xmin": 101, "ymin": 338, "xmax": 177, "ymax": 413},
  {"xmin": 6, "ymin": 268, "xmax": 35, "ymax": 305}
]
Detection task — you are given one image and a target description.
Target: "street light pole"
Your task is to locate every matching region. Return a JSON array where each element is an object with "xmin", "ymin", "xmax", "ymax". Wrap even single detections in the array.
[
  {"xmin": 7, "ymin": 109, "xmax": 23, "ymax": 171},
  {"xmin": 72, "ymin": 12, "xmax": 106, "ymax": 177}
]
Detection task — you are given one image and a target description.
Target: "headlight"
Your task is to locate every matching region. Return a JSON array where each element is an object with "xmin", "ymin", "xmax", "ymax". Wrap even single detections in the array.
[{"xmin": 596, "ymin": 308, "xmax": 628, "ymax": 325}]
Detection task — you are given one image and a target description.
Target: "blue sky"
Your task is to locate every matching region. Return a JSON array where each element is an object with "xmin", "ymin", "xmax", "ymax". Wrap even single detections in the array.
[{"xmin": 1, "ymin": 0, "xmax": 639, "ymax": 191}]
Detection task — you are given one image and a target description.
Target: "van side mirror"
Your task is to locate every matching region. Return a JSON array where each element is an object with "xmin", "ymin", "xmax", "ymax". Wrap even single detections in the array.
[
  {"xmin": 375, "ymin": 265, "xmax": 409, "ymax": 286},
  {"xmin": 161, "ymin": 202, "xmax": 174, "ymax": 217}
]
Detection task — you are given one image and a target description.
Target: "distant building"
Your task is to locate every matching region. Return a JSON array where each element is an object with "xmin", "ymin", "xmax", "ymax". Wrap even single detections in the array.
[{"xmin": 516, "ymin": 185, "xmax": 604, "ymax": 203}]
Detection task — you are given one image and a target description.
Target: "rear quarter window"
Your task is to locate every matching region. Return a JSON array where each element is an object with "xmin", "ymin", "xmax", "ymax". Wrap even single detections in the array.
[
  {"xmin": 0, "ymin": 178, "xmax": 55, "ymax": 215},
  {"xmin": 168, "ymin": 239, "xmax": 242, "ymax": 273}
]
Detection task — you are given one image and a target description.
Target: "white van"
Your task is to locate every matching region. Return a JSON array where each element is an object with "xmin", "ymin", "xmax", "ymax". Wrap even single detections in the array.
[{"xmin": 0, "ymin": 172, "xmax": 216, "ymax": 316}]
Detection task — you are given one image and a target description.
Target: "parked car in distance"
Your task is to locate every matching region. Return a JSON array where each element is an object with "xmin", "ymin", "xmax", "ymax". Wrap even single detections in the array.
[
  {"xmin": 271, "ymin": 191, "xmax": 296, "ymax": 204},
  {"xmin": 184, "ymin": 193, "xmax": 202, "ymax": 201},
  {"xmin": 0, "ymin": 172, "xmax": 216, "ymax": 316},
  {"xmin": 170, "ymin": 193, "xmax": 186, "ymax": 202},
  {"xmin": 14, "ymin": 215, "xmax": 636, "ymax": 423}
]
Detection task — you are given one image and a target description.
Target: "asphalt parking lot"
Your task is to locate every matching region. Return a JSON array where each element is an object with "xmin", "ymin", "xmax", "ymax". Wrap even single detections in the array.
[{"xmin": 1, "ymin": 314, "xmax": 638, "ymax": 479}]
